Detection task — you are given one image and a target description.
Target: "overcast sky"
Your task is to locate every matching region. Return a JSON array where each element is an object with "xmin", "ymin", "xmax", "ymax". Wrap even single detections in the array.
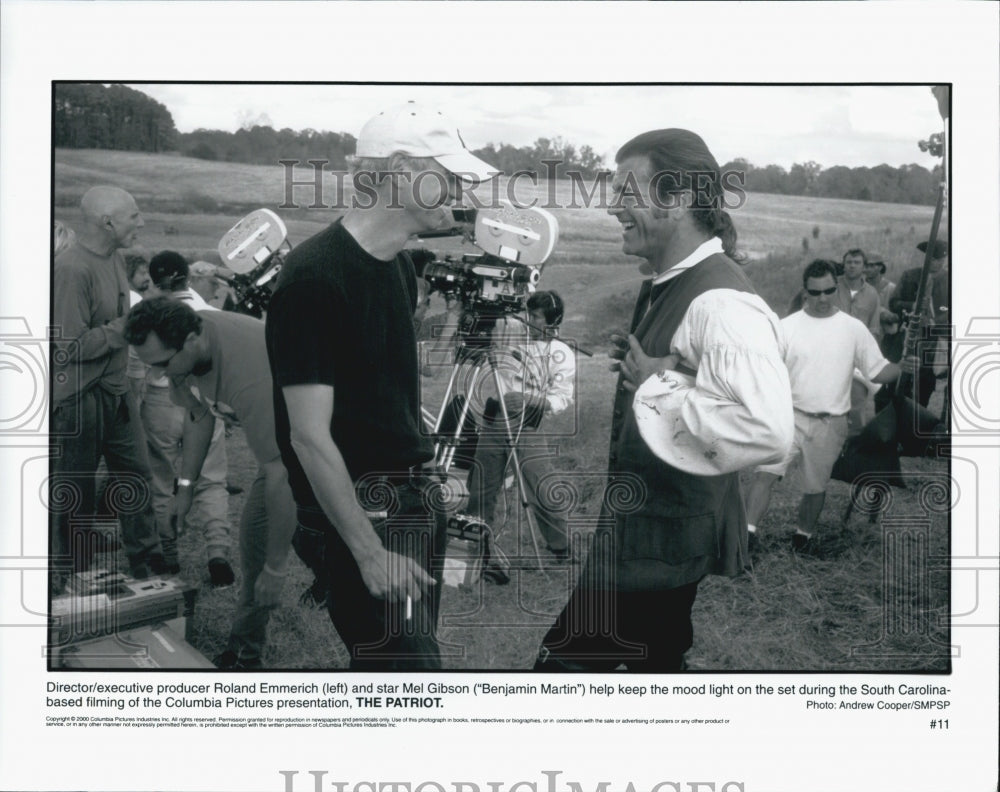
[{"xmin": 129, "ymin": 83, "xmax": 946, "ymax": 171}]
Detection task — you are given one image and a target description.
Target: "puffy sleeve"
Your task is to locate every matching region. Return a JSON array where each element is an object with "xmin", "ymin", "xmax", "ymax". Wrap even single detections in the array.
[{"xmin": 633, "ymin": 289, "xmax": 793, "ymax": 475}]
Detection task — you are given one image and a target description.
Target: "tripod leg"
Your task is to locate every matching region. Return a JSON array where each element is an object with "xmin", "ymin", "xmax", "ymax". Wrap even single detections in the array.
[{"xmin": 485, "ymin": 351, "xmax": 546, "ymax": 571}]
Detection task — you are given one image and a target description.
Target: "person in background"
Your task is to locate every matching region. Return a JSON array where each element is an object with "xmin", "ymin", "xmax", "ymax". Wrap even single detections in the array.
[
  {"xmin": 131, "ymin": 251, "xmax": 235, "ymax": 585},
  {"xmin": 885, "ymin": 239, "xmax": 949, "ymax": 408},
  {"xmin": 464, "ymin": 290, "xmax": 576, "ymax": 561},
  {"xmin": 54, "ymin": 220, "xmax": 76, "ymax": 257},
  {"xmin": 744, "ymin": 260, "xmax": 901, "ymax": 554},
  {"xmin": 189, "ymin": 260, "xmax": 237, "ymax": 310},
  {"xmin": 125, "ymin": 297, "xmax": 296, "ymax": 669},
  {"xmin": 833, "ymin": 248, "xmax": 883, "ymax": 434},
  {"xmin": 864, "ymin": 254, "xmax": 896, "ymax": 309},
  {"xmin": 51, "ymin": 186, "xmax": 165, "ymax": 589}
]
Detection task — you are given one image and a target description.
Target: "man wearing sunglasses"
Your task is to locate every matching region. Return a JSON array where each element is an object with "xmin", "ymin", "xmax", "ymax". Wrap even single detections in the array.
[
  {"xmin": 124, "ymin": 297, "xmax": 296, "ymax": 669},
  {"xmin": 744, "ymin": 259, "xmax": 901, "ymax": 554},
  {"xmin": 133, "ymin": 251, "xmax": 235, "ymax": 588}
]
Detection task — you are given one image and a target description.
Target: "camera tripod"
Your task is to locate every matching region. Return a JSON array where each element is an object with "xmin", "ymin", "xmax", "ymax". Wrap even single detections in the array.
[{"xmin": 426, "ymin": 309, "xmax": 554, "ymax": 571}]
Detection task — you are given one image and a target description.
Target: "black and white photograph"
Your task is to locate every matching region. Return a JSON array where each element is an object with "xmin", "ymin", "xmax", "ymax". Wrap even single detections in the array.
[
  {"xmin": 46, "ymin": 81, "xmax": 954, "ymax": 674},
  {"xmin": 1, "ymin": 3, "xmax": 997, "ymax": 792}
]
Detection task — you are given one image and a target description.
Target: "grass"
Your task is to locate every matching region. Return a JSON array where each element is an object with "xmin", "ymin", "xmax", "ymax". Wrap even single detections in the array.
[{"xmin": 62, "ymin": 149, "xmax": 949, "ymax": 672}]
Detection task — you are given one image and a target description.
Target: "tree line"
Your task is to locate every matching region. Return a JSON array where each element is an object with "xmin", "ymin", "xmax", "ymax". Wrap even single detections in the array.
[
  {"xmin": 54, "ymin": 83, "xmax": 177, "ymax": 152},
  {"xmin": 719, "ymin": 158, "xmax": 940, "ymax": 206},
  {"xmin": 53, "ymin": 83, "xmax": 941, "ymax": 206}
]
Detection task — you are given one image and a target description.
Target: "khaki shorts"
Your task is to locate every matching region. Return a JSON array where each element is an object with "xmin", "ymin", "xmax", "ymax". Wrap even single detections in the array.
[{"xmin": 757, "ymin": 410, "xmax": 848, "ymax": 494}]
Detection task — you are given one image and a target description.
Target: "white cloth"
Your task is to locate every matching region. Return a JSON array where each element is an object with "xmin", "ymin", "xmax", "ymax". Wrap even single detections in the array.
[
  {"xmin": 780, "ymin": 309, "xmax": 890, "ymax": 415},
  {"xmin": 651, "ymin": 237, "xmax": 724, "ymax": 285},
  {"xmin": 633, "ymin": 287, "xmax": 793, "ymax": 476},
  {"xmin": 127, "ymin": 290, "xmax": 147, "ymax": 381},
  {"xmin": 492, "ymin": 322, "xmax": 575, "ymax": 415}
]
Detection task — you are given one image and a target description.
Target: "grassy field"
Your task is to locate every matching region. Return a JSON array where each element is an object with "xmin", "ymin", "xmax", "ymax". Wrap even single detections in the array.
[{"xmin": 61, "ymin": 149, "xmax": 950, "ymax": 672}]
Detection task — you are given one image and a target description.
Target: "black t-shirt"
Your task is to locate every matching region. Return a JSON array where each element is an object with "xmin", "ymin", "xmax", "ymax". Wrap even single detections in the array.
[{"xmin": 265, "ymin": 220, "xmax": 433, "ymax": 508}]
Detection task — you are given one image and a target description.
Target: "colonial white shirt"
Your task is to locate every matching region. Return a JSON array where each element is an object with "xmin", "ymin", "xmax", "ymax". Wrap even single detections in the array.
[{"xmin": 633, "ymin": 238, "xmax": 793, "ymax": 475}]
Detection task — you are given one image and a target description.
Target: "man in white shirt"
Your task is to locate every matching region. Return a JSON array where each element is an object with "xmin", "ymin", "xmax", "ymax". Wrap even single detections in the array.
[
  {"xmin": 745, "ymin": 259, "xmax": 901, "ymax": 553},
  {"xmin": 464, "ymin": 290, "xmax": 576, "ymax": 560},
  {"xmin": 534, "ymin": 128, "xmax": 793, "ymax": 672}
]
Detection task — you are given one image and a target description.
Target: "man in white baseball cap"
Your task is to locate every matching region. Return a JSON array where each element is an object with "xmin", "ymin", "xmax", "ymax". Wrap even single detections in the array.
[
  {"xmin": 263, "ymin": 103, "xmax": 498, "ymax": 669},
  {"xmin": 354, "ymin": 100, "xmax": 497, "ymax": 185}
]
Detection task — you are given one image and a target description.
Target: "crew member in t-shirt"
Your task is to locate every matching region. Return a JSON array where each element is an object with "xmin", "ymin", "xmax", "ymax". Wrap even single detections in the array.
[
  {"xmin": 264, "ymin": 102, "xmax": 499, "ymax": 669},
  {"xmin": 124, "ymin": 298, "xmax": 296, "ymax": 669},
  {"xmin": 744, "ymin": 259, "xmax": 901, "ymax": 554}
]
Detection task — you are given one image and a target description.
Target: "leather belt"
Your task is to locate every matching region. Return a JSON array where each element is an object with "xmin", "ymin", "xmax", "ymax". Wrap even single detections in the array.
[{"xmin": 794, "ymin": 408, "xmax": 846, "ymax": 420}]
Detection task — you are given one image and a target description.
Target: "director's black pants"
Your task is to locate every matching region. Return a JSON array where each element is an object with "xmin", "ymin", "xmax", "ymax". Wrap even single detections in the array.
[{"xmin": 294, "ymin": 475, "xmax": 448, "ymax": 670}]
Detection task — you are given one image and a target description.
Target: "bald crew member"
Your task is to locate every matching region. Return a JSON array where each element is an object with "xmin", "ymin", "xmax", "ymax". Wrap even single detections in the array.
[{"xmin": 51, "ymin": 186, "xmax": 165, "ymax": 592}]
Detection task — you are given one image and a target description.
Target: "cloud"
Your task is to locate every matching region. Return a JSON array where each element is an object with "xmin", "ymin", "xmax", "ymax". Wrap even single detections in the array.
[{"xmin": 128, "ymin": 83, "xmax": 945, "ymax": 169}]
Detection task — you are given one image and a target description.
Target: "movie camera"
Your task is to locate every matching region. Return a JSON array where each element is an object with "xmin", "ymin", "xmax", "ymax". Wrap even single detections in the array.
[
  {"xmin": 411, "ymin": 202, "xmax": 559, "ymax": 319},
  {"xmin": 217, "ymin": 202, "xmax": 558, "ymax": 320},
  {"xmin": 217, "ymin": 208, "xmax": 290, "ymax": 317}
]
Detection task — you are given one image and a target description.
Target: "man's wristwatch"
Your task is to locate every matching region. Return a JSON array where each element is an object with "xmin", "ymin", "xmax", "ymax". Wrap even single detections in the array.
[{"xmin": 173, "ymin": 477, "xmax": 193, "ymax": 495}]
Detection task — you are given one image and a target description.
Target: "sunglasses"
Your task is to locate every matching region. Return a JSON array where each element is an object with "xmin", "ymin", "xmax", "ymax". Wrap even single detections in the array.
[
  {"xmin": 148, "ymin": 350, "xmax": 179, "ymax": 373},
  {"xmin": 806, "ymin": 287, "xmax": 837, "ymax": 296}
]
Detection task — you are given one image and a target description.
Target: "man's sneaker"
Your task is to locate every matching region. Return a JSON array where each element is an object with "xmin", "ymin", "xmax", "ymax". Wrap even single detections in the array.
[
  {"xmin": 208, "ymin": 558, "xmax": 235, "ymax": 587},
  {"xmin": 213, "ymin": 650, "xmax": 262, "ymax": 671}
]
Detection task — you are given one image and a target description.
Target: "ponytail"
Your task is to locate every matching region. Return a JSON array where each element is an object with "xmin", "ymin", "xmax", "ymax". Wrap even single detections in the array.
[{"xmin": 692, "ymin": 207, "xmax": 743, "ymax": 263}]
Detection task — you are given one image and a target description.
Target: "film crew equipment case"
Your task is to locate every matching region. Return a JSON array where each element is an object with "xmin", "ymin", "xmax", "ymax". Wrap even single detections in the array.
[
  {"xmin": 443, "ymin": 514, "xmax": 510, "ymax": 587},
  {"xmin": 58, "ymin": 622, "xmax": 215, "ymax": 669},
  {"xmin": 49, "ymin": 571, "xmax": 198, "ymax": 665}
]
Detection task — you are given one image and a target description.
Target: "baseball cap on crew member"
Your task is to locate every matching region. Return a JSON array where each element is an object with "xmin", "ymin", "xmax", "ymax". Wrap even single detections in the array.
[
  {"xmin": 149, "ymin": 250, "xmax": 189, "ymax": 288},
  {"xmin": 355, "ymin": 101, "xmax": 497, "ymax": 184},
  {"xmin": 916, "ymin": 239, "xmax": 948, "ymax": 259}
]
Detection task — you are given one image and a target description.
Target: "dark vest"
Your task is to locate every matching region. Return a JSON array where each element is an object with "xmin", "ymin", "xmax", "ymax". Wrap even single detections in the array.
[{"xmin": 601, "ymin": 252, "xmax": 754, "ymax": 590}]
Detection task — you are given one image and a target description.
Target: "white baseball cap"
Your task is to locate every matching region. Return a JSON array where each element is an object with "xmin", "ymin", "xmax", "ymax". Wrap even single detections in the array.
[{"xmin": 356, "ymin": 102, "xmax": 497, "ymax": 184}]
